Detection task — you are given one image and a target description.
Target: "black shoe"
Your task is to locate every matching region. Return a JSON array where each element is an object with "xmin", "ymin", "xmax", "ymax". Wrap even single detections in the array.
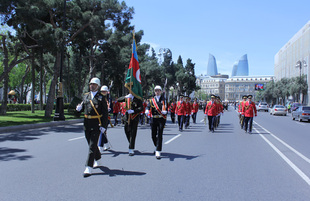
[
  {"xmin": 129, "ymin": 153, "xmax": 134, "ymax": 156},
  {"xmin": 156, "ymin": 156, "xmax": 161, "ymax": 160},
  {"xmin": 83, "ymin": 173, "xmax": 91, "ymax": 178}
]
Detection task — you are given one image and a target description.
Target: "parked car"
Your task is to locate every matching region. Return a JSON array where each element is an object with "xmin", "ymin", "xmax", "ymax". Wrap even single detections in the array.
[
  {"xmin": 292, "ymin": 106, "xmax": 310, "ymax": 122},
  {"xmin": 269, "ymin": 105, "xmax": 287, "ymax": 116},
  {"xmin": 257, "ymin": 102, "xmax": 269, "ymax": 112}
]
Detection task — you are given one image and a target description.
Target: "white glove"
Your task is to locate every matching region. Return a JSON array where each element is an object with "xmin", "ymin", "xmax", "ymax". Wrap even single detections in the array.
[
  {"xmin": 186, "ymin": 114, "xmax": 188, "ymax": 116},
  {"xmin": 162, "ymin": 110, "xmax": 167, "ymax": 115},
  {"xmin": 145, "ymin": 110, "xmax": 149, "ymax": 115},
  {"xmin": 99, "ymin": 127, "xmax": 106, "ymax": 133},
  {"xmin": 108, "ymin": 108, "xmax": 111, "ymax": 112},
  {"xmin": 204, "ymin": 114, "xmax": 207, "ymax": 117},
  {"xmin": 125, "ymin": 94, "xmax": 134, "ymax": 100},
  {"xmin": 76, "ymin": 104, "xmax": 82, "ymax": 112},
  {"xmin": 127, "ymin": 109, "xmax": 134, "ymax": 114}
]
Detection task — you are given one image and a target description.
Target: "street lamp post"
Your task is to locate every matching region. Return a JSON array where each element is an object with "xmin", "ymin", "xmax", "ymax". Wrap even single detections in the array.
[
  {"xmin": 295, "ymin": 60, "xmax": 307, "ymax": 103},
  {"xmin": 54, "ymin": 0, "xmax": 68, "ymax": 121}
]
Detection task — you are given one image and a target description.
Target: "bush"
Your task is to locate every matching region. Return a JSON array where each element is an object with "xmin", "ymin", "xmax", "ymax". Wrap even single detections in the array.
[{"xmin": 0, "ymin": 103, "xmax": 71, "ymax": 111}]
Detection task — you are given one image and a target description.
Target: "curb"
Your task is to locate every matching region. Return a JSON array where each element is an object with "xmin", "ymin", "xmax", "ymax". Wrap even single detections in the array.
[{"xmin": 0, "ymin": 119, "xmax": 84, "ymax": 133}]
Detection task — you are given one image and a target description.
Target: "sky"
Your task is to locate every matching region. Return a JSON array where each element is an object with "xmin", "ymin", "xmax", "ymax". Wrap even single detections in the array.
[{"xmin": 124, "ymin": 0, "xmax": 310, "ymax": 77}]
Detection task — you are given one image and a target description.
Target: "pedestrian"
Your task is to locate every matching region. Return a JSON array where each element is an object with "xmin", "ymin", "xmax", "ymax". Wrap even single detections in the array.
[
  {"xmin": 242, "ymin": 95, "xmax": 257, "ymax": 134},
  {"xmin": 191, "ymin": 98, "xmax": 199, "ymax": 124},
  {"xmin": 145, "ymin": 85, "xmax": 167, "ymax": 159},
  {"xmin": 205, "ymin": 94, "xmax": 218, "ymax": 133},
  {"xmin": 76, "ymin": 77, "xmax": 108, "ymax": 177},
  {"xmin": 169, "ymin": 99, "xmax": 176, "ymax": 124},
  {"xmin": 117, "ymin": 93, "xmax": 143, "ymax": 156},
  {"xmin": 175, "ymin": 95, "xmax": 186, "ymax": 131}
]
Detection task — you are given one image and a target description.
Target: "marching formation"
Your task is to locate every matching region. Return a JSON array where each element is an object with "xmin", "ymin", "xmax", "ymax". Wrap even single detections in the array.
[{"xmin": 75, "ymin": 77, "xmax": 228, "ymax": 177}]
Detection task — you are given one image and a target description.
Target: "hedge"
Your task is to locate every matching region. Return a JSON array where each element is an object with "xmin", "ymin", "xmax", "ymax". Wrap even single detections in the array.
[{"xmin": 0, "ymin": 103, "xmax": 71, "ymax": 111}]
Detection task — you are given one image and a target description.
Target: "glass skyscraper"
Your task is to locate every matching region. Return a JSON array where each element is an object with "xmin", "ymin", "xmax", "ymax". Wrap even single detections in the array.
[
  {"xmin": 207, "ymin": 54, "xmax": 218, "ymax": 76},
  {"xmin": 231, "ymin": 54, "xmax": 249, "ymax": 76}
]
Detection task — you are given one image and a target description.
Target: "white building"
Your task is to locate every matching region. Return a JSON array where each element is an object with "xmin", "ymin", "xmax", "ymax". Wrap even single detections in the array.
[
  {"xmin": 274, "ymin": 20, "xmax": 310, "ymax": 104},
  {"xmin": 196, "ymin": 75, "xmax": 226, "ymax": 100},
  {"xmin": 225, "ymin": 76, "xmax": 274, "ymax": 102}
]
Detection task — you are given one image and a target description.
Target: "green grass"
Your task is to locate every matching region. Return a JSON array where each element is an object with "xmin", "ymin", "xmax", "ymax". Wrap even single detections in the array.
[{"xmin": 0, "ymin": 110, "xmax": 82, "ymax": 127}]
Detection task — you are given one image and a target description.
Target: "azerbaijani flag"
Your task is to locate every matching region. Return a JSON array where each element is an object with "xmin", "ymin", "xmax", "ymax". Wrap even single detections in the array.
[{"xmin": 124, "ymin": 32, "xmax": 143, "ymax": 99}]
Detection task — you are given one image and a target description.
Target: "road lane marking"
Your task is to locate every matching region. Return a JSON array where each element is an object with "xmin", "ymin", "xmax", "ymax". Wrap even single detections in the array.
[
  {"xmin": 254, "ymin": 121, "xmax": 310, "ymax": 164},
  {"xmin": 164, "ymin": 134, "xmax": 181, "ymax": 144},
  {"xmin": 253, "ymin": 127, "xmax": 310, "ymax": 186},
  {"xmin": 68, "ymin": 136, "xmax": 84, "ymax": 141}
]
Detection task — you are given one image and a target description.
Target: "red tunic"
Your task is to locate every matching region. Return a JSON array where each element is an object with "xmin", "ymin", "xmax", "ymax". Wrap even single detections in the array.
[
  {"xmin": 239, "ymin": 101, "xmax": 246, "ymax": 115},
  {"xmin": 186, "ymin": 102, "xmax": 192, "ymax": 115},
  {"xmin": 169, "ymin": 102, "xmax": 176, "ymax": 113},
  {"xmin": 242, "ymin": 101, "xmax": 257, "ymax": 117},
  {"xmin": 175, "ymin": 101, "xmax": 186, "ymax": 115},
  {"xmin": 192, "ymin": 102, "xmax": 199, "ymax": 113},
  {"xmin": 205, "ymin": 101, "xmax": 218, "ymax": 116},
  {"xmin": 113, "ymin": 101, "xmax": 120, "ymax": 113}
]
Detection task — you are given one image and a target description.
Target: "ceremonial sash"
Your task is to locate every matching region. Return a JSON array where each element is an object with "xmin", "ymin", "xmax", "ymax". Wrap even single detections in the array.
[{"xmin": 152, "ymin": 98, "xmax": 166, "ymax": 119}]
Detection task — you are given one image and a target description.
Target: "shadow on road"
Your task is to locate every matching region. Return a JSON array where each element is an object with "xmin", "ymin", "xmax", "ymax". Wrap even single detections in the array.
[
  {"xmin": 162, "ymin": 152, "xmax": 200, "ymax": 161},
  {"xmin": 0, "ymin": 147, "xmax": 32, "ymax": 161},
  {"xmin": 92, "ymin": 166, "xmax": 146, "ymax": 177}
]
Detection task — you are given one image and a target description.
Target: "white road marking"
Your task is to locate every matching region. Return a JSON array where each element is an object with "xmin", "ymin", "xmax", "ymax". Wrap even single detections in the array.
[
  {"xmin": 164, "ymin": 134, "xmax": 181, "ymax": 144},
  {"xmin": 254, "ymin": 121, "xmax": 310, "ymax": 164},
  {"xmin": 68, "ymin": 136, "xmax": 84, "ymax": 141},
  {"xmin": 253, "ymin": 127, "xmax": 310, "ymax": 186},
  {"xmin": 200, "ymin": 119, "xmax": 204, "ymax": 122}
]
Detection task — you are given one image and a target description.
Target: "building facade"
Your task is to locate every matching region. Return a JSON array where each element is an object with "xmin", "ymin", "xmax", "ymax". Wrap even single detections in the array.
[
  {"xmin": 196, "ymin": 75, "xmax": 274, "ymax": 102},
  {"xmin": 274, "ymin": 20, "xmax": 310, "ymax": 104},
  {"xmin": 225, "ymin": 76, "xmax": 274, "ymax": 102},
  {"xmin": 196, "ymin": 75, "xmax": 226, "ymax": 100}
]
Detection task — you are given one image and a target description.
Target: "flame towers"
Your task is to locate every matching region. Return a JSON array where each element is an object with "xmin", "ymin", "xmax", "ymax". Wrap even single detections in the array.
[
  {"xmin": 231, "ymin": 54, "xmax": 249, "ymax": 76},
  {"xmin": 207, "ymin": 54, "xmax": 218, "ymax": 76}
]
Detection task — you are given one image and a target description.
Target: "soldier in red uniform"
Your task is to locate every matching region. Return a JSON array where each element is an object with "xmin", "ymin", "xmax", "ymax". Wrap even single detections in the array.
[
  {"xmin": 215, "ymin": 96, "xmax": 224, "ymax": 128},
  {"xmin": 184, "ymin": 96, "xmax": 192, "ymax": 129},
  {"xmin": 191, "ymin": 98, "xmax": 199, "ymax": 124},
  {"xmin": 205, "ymin": 94, "xmax": 218, "ymax": 133},
  {"xmin": 239, "ymin": 95, "xmax": 247, "ymax": 129},
  {"xmin": 175, "ymin": 95, "xmax": 186, "ymax": 131},
  {"xmin": 169, "ymin": 99, "xmax": 177, "ymax": 123},
  {"xmin": 242, "ymin": 95, "xmax": 257, "ymax": 134},
  {"xmin": 140, "ymin": 99, "xmax": 147, "ymax": 125},
  {"xmin": 112, "ymin": 97, "xmax": 120, "ymax": 126}
]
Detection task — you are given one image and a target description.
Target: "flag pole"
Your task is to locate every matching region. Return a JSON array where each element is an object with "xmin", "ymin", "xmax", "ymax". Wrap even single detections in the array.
[{"xmin": 128, "ymin": 30, "xmax": 135, "ymax": 125}]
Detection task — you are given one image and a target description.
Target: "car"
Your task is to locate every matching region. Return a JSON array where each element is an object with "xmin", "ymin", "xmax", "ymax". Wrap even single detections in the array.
[
  {"xmin": 291, "ymin": 102, "xmax": 303, "ymax": 112},
  {"xmin": 292, "ymin": 106, "xmax": 310, "ymax": 122},
  {"xmin": 269, "ymin": 105, "xmax": 287, "ymax": 116},
  {"xmin": 257, "ymin": 102, "xmax": 269, "ymax": 112}
]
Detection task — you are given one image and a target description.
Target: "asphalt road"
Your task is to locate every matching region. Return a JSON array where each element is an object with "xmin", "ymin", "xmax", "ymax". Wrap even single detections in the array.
[{"xmin": 1, "ymin": 107, "xmax": 310, "ymax": 201}]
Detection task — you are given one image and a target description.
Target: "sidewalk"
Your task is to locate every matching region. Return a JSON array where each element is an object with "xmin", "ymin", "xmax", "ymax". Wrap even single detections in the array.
[{"xmin": 0, "ymin": 119, "xmax": 84, "ymax": 133}]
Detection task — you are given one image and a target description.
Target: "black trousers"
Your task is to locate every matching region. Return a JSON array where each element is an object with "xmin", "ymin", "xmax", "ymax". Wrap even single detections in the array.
[
  {"xmin": 152, "ymin": 118, "xmax": 165, "ymax": 151},
  {"xmin": 98, "ymin": 131, "xmax": 108, "ymax": 147},
  {"xmin": 170, "ymin": 113, "xmax": 175, "ymax": 123},
  {"xmin": 113, "ymin": 113, "xmax": 118, "ymax": 125},
  {"xmin": 244, "ymin": 117, "xmax": 253, "ymax": 132},
  {"xmin": 184, "ymin": 115, "xmax": 190, "ymax": 128},
  {"xmin": 208, "ymin": 116, "xmax": 215, "ymax": 131},
  {"xmin": 240, "ymin": 115, "xmax": 245, "ymax": 129},
  {"xmin": 178, "ymin": 115, "xmax": 184, "ymax": 130},
  {"xmin": 192, "ymin": 112, "xmax": 197, "ymax": 123},
  {"xmin": 85, "ymin": 130, "xmax": 101, "ymax": 167},
  {"xmin": 124, "ymin": 118, "xmax": 139, "ymax": 149}
]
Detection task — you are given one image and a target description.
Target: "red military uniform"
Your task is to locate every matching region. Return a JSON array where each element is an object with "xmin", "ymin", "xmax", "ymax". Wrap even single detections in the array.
[
  {"xmin": 192, "ymin": 102, "xmax": 199, "ymax": 114},
  {"xmin": 205, "ymin": 101, "xmax": 218, "ymax": 116},
  {"xmin": 175, "ymin": 101, "xmax": 186, "ymax": 116},
  {"xmin": 113, "ymin": 101, "xmax": 120, "ymax": 113},
  {"xmin": 186, "ymin": 102, "xmax": 192, "ymax": 115},
  {"xmin": 169, "ymin": 102, "xmax": 176, "ymax": 113},
  {"xmin": 242, "ymin": 101, "xmax": 257, "ymax": 117}
]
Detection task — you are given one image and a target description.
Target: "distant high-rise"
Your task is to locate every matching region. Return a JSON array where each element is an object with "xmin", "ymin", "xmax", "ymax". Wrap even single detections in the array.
[
  {"xmin": 207, "ymin": 54, "xmax": 218, "ymax": 76},
  {"xmin": 231, "ymin": 62, "xmax": 238, "ymax": 77},
  {"xmin": 235, "ymin": 54, "xmax": 249, "ymax": 76}
]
